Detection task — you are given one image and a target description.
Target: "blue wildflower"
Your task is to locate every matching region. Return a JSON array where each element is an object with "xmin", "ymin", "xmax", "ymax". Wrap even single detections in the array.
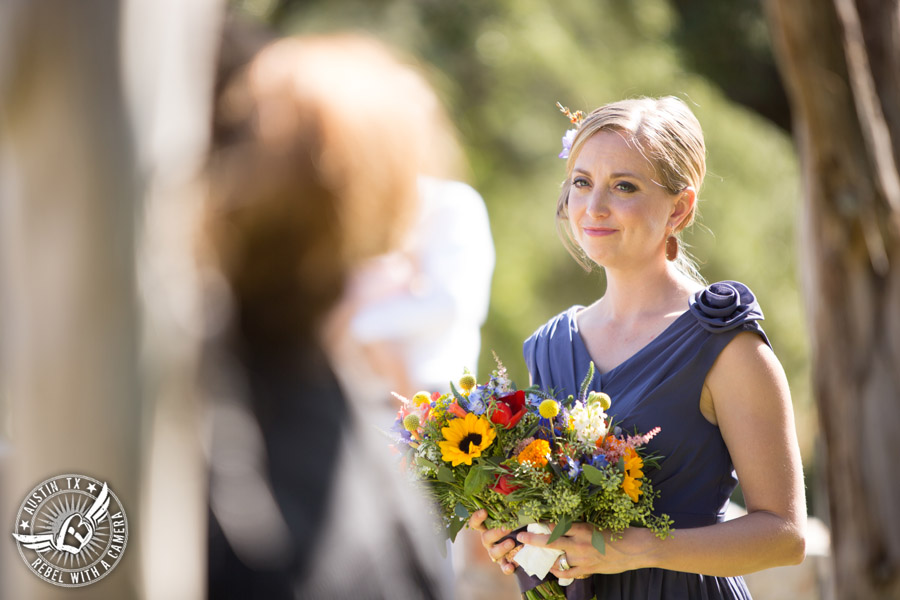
[
  {"xmin": 466, "ymin": 390, "xmax": 487, "ymax": 415},
  {"xmin": 391, "ymin": 422, "xmax": 412, "ymax": 445},
  {"xmin": 591, "ymin": 454, "xmax": 609, "ymax": 469},
  {"xmin": 526, "ymin": 392, "xmax": 543, "ymax": 408},
  {"xmin": 566, "ymin": 459, "xmax": 582, "ymax": 480},
  {"xmin": 535, "ymin": 427, "xmax": 552, "ymax": 442}
]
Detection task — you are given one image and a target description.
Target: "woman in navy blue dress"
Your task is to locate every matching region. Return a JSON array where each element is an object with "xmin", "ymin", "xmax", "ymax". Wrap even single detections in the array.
[{"xmin": 469, "ymin": 97, "xmax": 806, "ymax": 598}]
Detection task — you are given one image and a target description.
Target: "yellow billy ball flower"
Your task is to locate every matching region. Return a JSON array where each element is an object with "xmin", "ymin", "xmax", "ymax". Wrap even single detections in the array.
[
  {"xmin": 403, "ymin": 414, "xmax": 421, "ymax": 432},
  {"xmin": 458, "ymin": 373, "xmax": 477, "ymax": 393},
  {"xmin": 587, "ymin": 391, "xmax": 611, "ymax": 411},
  {"xmin": 412, "ymin": 391, "xmax": 431, "ymax": 407},
  {"xmin": 538, "ymin": 399, "xmax": 560, "ymax": 419}
]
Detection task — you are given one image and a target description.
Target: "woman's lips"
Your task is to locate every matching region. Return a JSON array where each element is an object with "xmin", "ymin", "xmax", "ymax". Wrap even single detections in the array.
[{"xmin": 582, "ymin": 226, "xmax": 617, "ymax": 237}]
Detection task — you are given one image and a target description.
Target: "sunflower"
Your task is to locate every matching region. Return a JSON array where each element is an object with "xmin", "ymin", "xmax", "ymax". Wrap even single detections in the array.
[
  {"xmin": 621, "ymin": 447, "xmax": 644, "ymax": 502},
  {"xmin": 439, "ymin": 413, "xmax": 496, "ymax": 466}
]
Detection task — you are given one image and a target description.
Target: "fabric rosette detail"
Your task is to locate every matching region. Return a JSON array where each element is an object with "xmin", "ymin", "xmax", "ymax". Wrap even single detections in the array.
[{"xmin": 688, "ymin": 280, "xmax": 763, "ymax": 333}]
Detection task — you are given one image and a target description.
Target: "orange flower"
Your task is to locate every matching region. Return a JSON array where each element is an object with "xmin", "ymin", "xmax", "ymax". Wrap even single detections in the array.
[
  {"xmin": 598, "ymin": 435, "xmax": 625, "ymax": 451},
  {"xmin": 448, "ymin": 401, "xmax": 468, "ymax": 419},
  {"xmin": 517, "ymin": 439, "xmax": 550, "ymax": 468},
  {"xmin": 621, "ymin": 447, "xmax": 644, "ymax": 502}
]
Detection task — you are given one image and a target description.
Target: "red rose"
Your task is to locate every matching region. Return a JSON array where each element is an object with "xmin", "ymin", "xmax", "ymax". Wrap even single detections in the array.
[
  {"xmin": 491, "ymin": 473, "xmax": 521, "ymax": 496},
  {"xmin": 490, "ymin": 390, "xmax": 526, "ymax": 429}
]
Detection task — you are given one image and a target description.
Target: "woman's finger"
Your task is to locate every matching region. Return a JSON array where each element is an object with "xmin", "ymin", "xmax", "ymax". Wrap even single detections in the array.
[
  {"xmin": 499, "ymin": 557, "xmax": 516, "ymax": 575},
  {"xmin": 486, "ymin": 534, "xmax": 516, "ymax": 561},
  {"xmin": 481, "ymin": 525, "xmax": 512, "ymax": 547},
  {"xmin": 468, "ymin": 509, "xmax": 487, "ymax": 532},
  {"xmin": 516, "ymin": 531, "xmax": 553, "ymax": 547},
  {"xmin": 518, "ymin": 521, "xmax": 593, "ymax": 547}
]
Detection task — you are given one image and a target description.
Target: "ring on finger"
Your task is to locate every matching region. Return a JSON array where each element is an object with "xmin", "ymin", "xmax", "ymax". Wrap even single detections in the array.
[{"xmin": 558, "ymin": 554, "xmax": 570, "ymax": 571}]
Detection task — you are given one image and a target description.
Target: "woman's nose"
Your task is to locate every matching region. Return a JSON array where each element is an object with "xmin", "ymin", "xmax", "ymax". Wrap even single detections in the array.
[{"xmin": 586, "ymin": 190, "xmax": 609, "ymax": 217}]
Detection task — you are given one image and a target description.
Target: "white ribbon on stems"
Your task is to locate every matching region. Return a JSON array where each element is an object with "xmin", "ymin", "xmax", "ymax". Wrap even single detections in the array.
[{"xmin": 512, "ymin": 523, "xmax": 575, "ymax": 586}]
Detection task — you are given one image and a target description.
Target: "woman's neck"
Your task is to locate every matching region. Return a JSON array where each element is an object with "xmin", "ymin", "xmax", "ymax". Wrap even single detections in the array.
[{"xmin": 596, "ymin": 262, "xmax": 699, "ymax": 324}]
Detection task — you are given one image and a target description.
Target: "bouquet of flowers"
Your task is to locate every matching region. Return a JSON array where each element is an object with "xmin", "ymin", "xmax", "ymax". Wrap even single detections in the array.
[{"xmin": 390, "ymin": 356, "xmax": 673, "ymax": 600}]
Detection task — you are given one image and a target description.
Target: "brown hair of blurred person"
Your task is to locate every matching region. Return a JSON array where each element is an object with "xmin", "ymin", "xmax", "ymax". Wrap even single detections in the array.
[{"xmin": 203, "ymin": 34, "xmax": 462, "ymax": 349}]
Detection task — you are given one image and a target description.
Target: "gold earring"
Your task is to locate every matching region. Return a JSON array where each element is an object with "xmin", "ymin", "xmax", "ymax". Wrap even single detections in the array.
[{"xmin": 666, "ymin": 235, "xmax": 678, "ymax": 261}]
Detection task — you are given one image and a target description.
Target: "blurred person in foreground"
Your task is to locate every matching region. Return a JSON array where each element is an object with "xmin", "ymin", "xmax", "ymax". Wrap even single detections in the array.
[
  {"xmin": 470, "ymin": 97, "xmax": 806, "ymax": 599},
  {"xmin": 320, "ymin": 50, "xmax": 495, "ymax": 431},
  {"xmin": 200, "ymin": 33, "xmax": 455, "ymax": 599}
]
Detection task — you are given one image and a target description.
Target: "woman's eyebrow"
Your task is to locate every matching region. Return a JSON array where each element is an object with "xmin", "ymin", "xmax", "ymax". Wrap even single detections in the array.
[{"xmin": 573, "ymin": 167, "xmax": 643, "ymax": 179}]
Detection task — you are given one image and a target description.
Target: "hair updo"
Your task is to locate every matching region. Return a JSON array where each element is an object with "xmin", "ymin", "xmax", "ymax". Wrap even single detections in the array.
[{"xmin": 556, "ymin": 96, "xmax": 706, "ymax": 282}]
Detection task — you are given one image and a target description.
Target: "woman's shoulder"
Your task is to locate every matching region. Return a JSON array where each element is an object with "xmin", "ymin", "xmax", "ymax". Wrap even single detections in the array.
[
  {"xmin": 523, "ymin": 305, "xmax": 585, "ymax": 384},
  {"xmin": 687, "ymin": 280, "xmax": 766, "ymax": 337},
  {"xmin": 525, "ymin": 305, "xmax": 583, "ymax": 345}
]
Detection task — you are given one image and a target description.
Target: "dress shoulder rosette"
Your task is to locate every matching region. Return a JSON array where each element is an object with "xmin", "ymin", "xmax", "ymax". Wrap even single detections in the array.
[{"xmin": 688, "ymin": 280, "xmax": 764, "ymax": 333}]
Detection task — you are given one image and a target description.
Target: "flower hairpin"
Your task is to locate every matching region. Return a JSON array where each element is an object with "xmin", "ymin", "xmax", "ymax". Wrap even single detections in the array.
[{"xmin": 556, "ymin": 102, "xmax": 585, "ymax": 159}]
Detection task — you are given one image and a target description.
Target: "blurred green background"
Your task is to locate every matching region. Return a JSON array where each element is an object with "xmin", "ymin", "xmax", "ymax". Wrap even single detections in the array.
[{"xmin": 232, "ymin": 0, "xmax": 815, "ymax": 505}]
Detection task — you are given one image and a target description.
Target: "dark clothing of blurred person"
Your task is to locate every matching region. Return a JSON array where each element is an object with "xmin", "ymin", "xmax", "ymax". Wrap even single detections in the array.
[{"xmin": 202, "ymin": 29, "xmax": 455, "ymax": 600}]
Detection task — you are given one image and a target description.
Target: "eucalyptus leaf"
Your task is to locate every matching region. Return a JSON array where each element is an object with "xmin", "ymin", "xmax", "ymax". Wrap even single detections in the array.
[
  {"xmin": 547, "ymin": 515, "xmax": 572, "ymax": 544},
  {"xmin": 582, "ymin": 464, "xmax": 607, "ymax": 485},
  {"xmin": 464, "ymin": 465, "xmax": 492, "ymax": 496},
  {"xmin": 437, "ymin": 465, "xmax": 455, "ymax": 484},
  {"xmin": 448, "ymin": 515, "xmax": 466, "ymax": 543},
  {"xmin": 454, "ymin": 503, "xmax": 470, "ymax": 519},
  {"xmin": 591, "ymin": 527, "xmax": 606, "ymax": 555},
  {"xmin": 416, "ymin": 456, "xmax": 437, "ymax": 471}
]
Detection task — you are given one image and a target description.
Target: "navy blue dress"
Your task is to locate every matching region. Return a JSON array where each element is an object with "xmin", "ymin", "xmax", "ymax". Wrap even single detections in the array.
[{"xmin": 523, "ymin": 282, "xmax": 768, "ymax": 600}]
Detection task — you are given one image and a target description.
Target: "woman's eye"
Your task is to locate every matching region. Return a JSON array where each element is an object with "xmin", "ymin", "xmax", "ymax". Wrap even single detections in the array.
[
  {"xmin": 573, "ymin": 177, "xmax": 590, "ymax": 188},
  {"xmin": 614, "ymin": 181, "xmax": 637, "ymax": 193}
]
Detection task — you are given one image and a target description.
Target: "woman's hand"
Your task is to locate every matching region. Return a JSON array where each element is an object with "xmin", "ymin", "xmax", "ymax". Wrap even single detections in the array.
[
  {"xmin": 516, "ymin": 523, "xmax": 654, "ymax": 579},
  {"xmin": 468, "ymin": 509, "xmax": 518, "ymax": 575}
]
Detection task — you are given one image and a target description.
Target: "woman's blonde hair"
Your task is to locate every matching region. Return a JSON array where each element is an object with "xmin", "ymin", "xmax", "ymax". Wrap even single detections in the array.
[{"xmin": 556, "ymin": 96, "xmax": 707, "ymax": 282}]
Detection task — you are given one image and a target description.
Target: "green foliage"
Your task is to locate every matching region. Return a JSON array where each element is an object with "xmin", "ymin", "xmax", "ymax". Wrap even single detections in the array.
[
  {"xmin": 591, "ymin": 526, "xmax": 606, "ymax": 554},
  {"xmin": 464, "ymin": 464, "xmax": 492, "ymax": 496},
  {"xmin": 547, "ymin": 514, "xmax": 571, "ymax": 544},
  {"xmin": 241, "ymin": 0, "xmax": 813, "ymax": 464}
]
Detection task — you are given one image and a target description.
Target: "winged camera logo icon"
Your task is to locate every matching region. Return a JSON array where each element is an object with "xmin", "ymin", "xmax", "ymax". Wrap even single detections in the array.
[
  {"xmin": 13, "ymin": 482, "xmax": 110, "ymax": 555},
  {"xmin": 11, "ymin": 474, "xmax": 128, "ymax": 587}
]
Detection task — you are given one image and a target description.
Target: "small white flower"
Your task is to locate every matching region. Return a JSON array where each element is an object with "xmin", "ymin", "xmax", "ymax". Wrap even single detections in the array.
[{"xmin": 568, "ymin": 401, "xmax": 608, "ymax": 445}]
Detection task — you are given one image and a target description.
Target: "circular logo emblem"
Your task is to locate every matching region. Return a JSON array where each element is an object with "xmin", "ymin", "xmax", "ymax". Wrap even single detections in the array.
[{"xmin": 11, "ymin": 474, "xmax": 128, "ymax": 587}]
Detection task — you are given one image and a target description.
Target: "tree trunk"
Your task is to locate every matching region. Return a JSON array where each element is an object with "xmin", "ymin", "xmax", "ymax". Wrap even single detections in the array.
[
  {"xmin": 0, "ymin": 1, "xmax": 220, "ymax": 598},
  {"xmin": 765, "ymin": 1, "xmax": 900, "ymax": 598}
]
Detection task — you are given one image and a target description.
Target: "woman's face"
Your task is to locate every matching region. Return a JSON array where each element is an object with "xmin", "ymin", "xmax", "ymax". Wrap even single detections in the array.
[{"xmin": 567, "ymin": 129, "xmax": 686, "ymax": 271}]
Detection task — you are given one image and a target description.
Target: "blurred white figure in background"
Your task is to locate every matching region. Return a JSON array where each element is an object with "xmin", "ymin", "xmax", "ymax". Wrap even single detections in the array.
[
  {"xmin": 316, "ymin": 42, "xmax": 505, "ymax": 600},
  {"xmin": 326, "ymin": 175, "xmax": 495, "ymax": 428}
]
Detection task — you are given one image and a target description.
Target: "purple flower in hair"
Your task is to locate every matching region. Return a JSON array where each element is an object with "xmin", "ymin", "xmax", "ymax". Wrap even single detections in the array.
[{"xmin": 559, "ymin": 129, "xmax": 577, "ymax": 159}]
